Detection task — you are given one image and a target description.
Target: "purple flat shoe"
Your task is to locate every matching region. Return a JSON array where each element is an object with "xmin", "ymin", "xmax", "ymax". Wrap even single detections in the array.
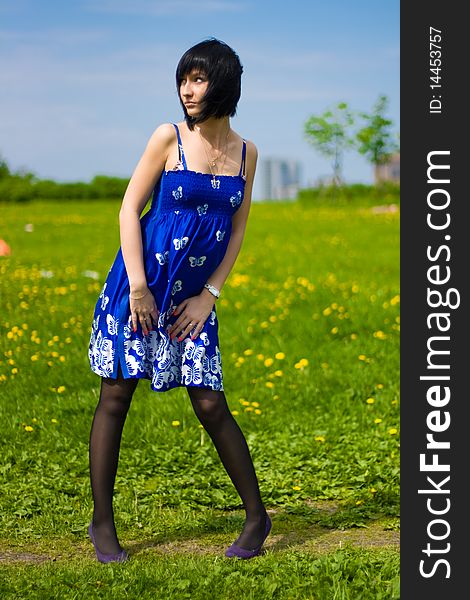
[
  {"xmin": 88, "ymin": 522, "xmax": 129, "ymax": 563},
  {"xmin": 225, "ymin": 511, "xmax": 272, "ymax": 559}
]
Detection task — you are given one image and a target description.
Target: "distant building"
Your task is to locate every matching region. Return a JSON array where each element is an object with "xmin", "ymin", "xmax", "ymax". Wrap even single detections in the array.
[
  {"xmin": 259, "ymin": 158, "xmax": 302, "ymax": 201},
  {"xmin": 375, "ymin": 153, "xmax": 400, "ymax": 184}
]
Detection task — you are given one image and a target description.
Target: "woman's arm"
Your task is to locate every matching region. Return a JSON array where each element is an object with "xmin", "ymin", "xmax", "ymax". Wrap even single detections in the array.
[
  {"xmin": 200, "ymin": 139, "xmax": 258, "ymax": 301},
  {"xmin": 118, "ymin": 123, "xmax": 175, "ymax": 294}
]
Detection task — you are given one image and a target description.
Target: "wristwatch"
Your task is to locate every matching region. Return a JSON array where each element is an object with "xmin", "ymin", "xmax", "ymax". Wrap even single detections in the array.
[{"xmin": 204, "ymin": 283, "xmax": 220, "ymax": 299}]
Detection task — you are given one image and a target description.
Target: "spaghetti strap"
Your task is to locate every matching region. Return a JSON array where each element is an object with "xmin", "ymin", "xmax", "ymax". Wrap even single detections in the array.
[
  {"xmin": 238, "ymin": 139, "xmax": 247, "ymax": 179},
  {"xmin": 172, "ymin": 123, "xmax": 187, "ymax": 170}
]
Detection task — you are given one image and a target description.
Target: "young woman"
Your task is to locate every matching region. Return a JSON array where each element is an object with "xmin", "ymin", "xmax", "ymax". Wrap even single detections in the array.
[{"xmin": 87, "ymin": 38, "xmax": 271, "ymax": 563}]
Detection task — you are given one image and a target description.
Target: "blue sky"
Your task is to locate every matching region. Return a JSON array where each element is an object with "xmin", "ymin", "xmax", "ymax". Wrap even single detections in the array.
[{"xmin": 0, "ymin": 0, "xmax": 399, "ymax": 199}]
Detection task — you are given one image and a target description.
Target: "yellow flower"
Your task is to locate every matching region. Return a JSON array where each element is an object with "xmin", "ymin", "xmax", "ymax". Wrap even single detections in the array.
[
  {"xmin": 51, "ymin": 418, "xmax": 58, "ymax": 423},
  {"xmin": 350, "ymin": 333, "xmax": 358, "ymax": 340},
  {"xmin": 331, "ymin": 327, "xmax": 338, "ymax": 334},
  {"xmin": 358, "ymin": 354, "xmax": 366, "ymax": 360},
  {"xmin": 265, "ymin": 381, "xmax": 274, "ymax": 388},
  {"xmin": 243, "ymin": 349, "xmax": 253, "ymax": 356},
  {"xmin": 292, "ymin": 485, "xmax": 301, "ymax": 491},
  {"xmin": 366, "ymin": 398, "xmax": 374, "ymax": 404},
  {"xmin": 245, "ymin": 406, "xmax": 254, "ymax": 412},
  {"xmin": 24, "ymin": 425, "xmax": 33, "ymax": 432},
  {"xmin": 356, "ymin": 499, "xmax": 364, "ymax": 505},
  {"xmin": 274, "ymin": 370, "xmax": 283, "ymax": 377},
  {"xmin": 376, "ymin": 383, "xmax": 384, "ymax": 389},
  {"xmin": 240, "ymin": 399, "xmax": 250, "ymax": 406},
  {"xmin": 314, "ymin": 435, "xmax": 325, "ymax": 443},
  {"xmin": 171, "ymin": 420, "xmax": 180, "ymax": 427},
  {"xmin": 273, "ymin": 394, "xmax": 279, "ymax": 400},
  {"xmin": 264, "ymin": 357, "xmax": 274, "ymax": 367},
  {"xmin": 251, "ymin": 402, "xmax": 260, "ymax": 407},
  {"xmin": 388, "ymin": 428, "xmax": 398, "ymax": 435},
  {"xmin": 374, "ymin": 418, "xmax": 382, "ymax": 424},
  {"xmin": 323, "ymin": 307, "xmax": 332, "ymax": 316},
  {"xmin": 57, "ymin": 386, "xmax": 66, "ymax": 393},
  {"xmin": 299, "ymin": 358, "xmax": 309, "ymax": 366},
  {"xmin": 275, "ymin": 352, "xmax": 285, "ymax": 360},
  {"xmin": 254, "ymin": 409, "xmax": 262, "ymax": 415},
  {"xmin": 11, "ymin": 368, "xmax": 18, "ymax": 374},
  {"xmin": 231, "ymin": 410, "xmax": 239, "ymax": 416},
  {"xmin": 370, "ymin": 488, "xmax": 377, "ymax": 494}
]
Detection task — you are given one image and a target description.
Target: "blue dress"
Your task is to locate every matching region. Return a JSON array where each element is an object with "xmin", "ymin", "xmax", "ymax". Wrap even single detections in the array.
[{"xmin": 88, "ymin": 123, "xmax": 247, "ymax": 392}]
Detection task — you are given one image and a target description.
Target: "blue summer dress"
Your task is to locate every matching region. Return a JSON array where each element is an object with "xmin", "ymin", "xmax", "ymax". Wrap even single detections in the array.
[{"xmin": 88, "ymin": 123, "xmax": 247, "ymax": 392}]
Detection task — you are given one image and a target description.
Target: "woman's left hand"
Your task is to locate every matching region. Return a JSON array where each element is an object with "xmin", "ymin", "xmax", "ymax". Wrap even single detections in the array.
[{"xmin": 168, "ymin": 291, "xmax": 216, "ymax": 341}]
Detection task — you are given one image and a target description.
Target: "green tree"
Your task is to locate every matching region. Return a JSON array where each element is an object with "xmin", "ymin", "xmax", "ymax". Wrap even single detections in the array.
[
  {"xmin": 304, "ymin": 102, "xmax": 355, "ymax": 186},
  {"xmin": 355, "ymin": 94, "xmax": 399, "ymax": 180}
]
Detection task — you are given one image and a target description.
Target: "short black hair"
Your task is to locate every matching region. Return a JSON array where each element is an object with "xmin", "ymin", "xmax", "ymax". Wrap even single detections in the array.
[{"xmin": 175, "ymin": 38, "xmax": 243, "ymax": 130}]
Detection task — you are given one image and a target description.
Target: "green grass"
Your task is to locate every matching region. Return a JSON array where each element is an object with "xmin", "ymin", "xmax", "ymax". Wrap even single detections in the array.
[{"xmin": 0, "ymin": 198, "xmax": 400, "ymax": 599}]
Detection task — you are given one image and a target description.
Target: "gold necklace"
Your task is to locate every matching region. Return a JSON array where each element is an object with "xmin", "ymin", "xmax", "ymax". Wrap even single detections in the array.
[{"xmin": 197, "ymin": 125, "xmax": 230, "ymax": 189}]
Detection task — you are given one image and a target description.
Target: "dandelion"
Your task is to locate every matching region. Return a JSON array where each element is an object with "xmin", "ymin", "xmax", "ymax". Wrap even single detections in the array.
[
  {"xmin": 251, "ymin": 402, "xmax": 260, "ymax": 407},
  {"xmin": 24, "ymin": 425, "xmax": 33, "ymax": 432},
  {"xmin": 171, "ymin": 420, "xmax": 180, "ymax": 427},
  {"xmin": 314, "ymin": 435, "xmax": 326, "ymax": 443},
  {"xmin": 275, "ymin": 352, "xmax": 285, "ymax": 360},
  {"xmin": 366, "ymin": 398, "xmax": 375, "ymax": 404},
  {"xmin": 274, "ymin": 370, "xmax": 283, "ymax": 377},
  {"xmin": 51, "ymin": 418, "xmax": 58, "ymax": 424},
  {"xmin": 292, "ymin": 485, "xmax": 301, "ymax": 491},
  {"xmin": 239, "ymin": 399, "xmax": 250, "ymax": 406},
  {"xmin": 356, "ymin": 500, "xmax": 364, "ymax": 505},
  {"xmin": 57, "ymin": 386, "xmax": 66, "ymax": 393},
  {"xmin": 265, "ymin": 381, "xmax": 274, "ymax": 388},
  {"xmin": 273, "ymin": 394, "xmax": 279, "ymax": 400},
  {"xmin": 231, "ymin": 410, "xmax": 239, "ymax": 416},
  {"xmin": 264, "ymin": 357, "xmax": 274, "ymax": 367},
  {"xmin": 254, "ymin": 409, "xmax": 261, "ymax": 415},
  {"xmin": 374, "ymin": 418, "xmax": 382, "ymax": 424},
  {"xmin": 388, "ymin": 428, "xmax": 398, "ymax": 435},
  {"xmin": 370, "ymin": 488, "xmax": 377, "ymax": 494},
  {"xmin": 331, "ymin": 327, "xmax": 338, "ymax": 334},
  {"xmin": 358, "ymin": 354, "xmax": 366, "ymax": 360},
  {"xmin": 376, "ymin": 383, "xmax": 384, "ymax": 389},
  {"xmin": 256, "ymin": 354, "xmax": 265, "ymax": 361},
  {"xmin": 245, "ymin": 406, "xmax": 254, "ymax": 412},
  {"xmin": 243, "ymin": 349, "xmax": 253, "ymax": 356}
]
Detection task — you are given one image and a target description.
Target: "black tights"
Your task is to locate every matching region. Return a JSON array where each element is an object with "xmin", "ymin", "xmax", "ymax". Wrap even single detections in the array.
[{"xmin": 89, "ymin": 366, "xmax": 267, "ymax": 554}]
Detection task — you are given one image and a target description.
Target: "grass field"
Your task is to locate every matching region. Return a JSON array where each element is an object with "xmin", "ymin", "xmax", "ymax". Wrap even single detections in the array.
[{"xmin": 0, "ymin": 197, "xmax": 400, "ymax": 599}]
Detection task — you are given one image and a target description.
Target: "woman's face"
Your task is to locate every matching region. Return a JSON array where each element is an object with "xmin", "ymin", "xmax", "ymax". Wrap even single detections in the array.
[{"xmin": 179, "ymin": 69, "xmax": 209, "ymax": 116}]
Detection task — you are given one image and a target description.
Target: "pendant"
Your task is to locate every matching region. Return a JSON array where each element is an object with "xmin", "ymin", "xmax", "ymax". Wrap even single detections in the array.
[{"xmin": 211, "ymin": 177, "xmax": 220, "ymax": 189}]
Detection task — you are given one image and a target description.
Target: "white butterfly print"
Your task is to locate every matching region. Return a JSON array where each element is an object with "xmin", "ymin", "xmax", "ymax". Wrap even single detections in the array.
[
  {"xmin": 203, "ymin": 353, "xmax": 221, "ymax": 374},
  {"xmin": 203, "ymin": 373, "xmax": 221, "ymax": 389},
  {"xmin": 199, "ymin": 332, "xmax": 210, "ymax": 346},
  {"xmin": 99, "ymin": 282, "xmax": 109, "ymax": 311},
  {"xmin": 155, "ymin": 250, "xmax": 170, "ymax": 265},
  {"xmin": 173, "ymin": 236, "xmax": 189, "ymax": 250},
  {"xmin": 197, "ymin": 203, "xmax": 208, "ymax": 215},
  {"xmin": 172, "ymin": 280, "xmax": 183, "ymax": 295},
  {"xmin": 172, "ymin": 185, "xmax": 183, "ymax": 200},
  {"xmin": 92, "ymin": 314, "xmax": 100, "ymax": 332},
  {"xmin": 216, "ymin": 230, "xmax": 225, "ymax": 241},
  {"xmin": 230, "ymin": 190, "xmax": 242, "ymax": 207},
  {"xmin": 123, "ymin": 315, "xmax": 133, "ymax": 339},
  {"xmin": 106, "ymin": 314, "xmax": 119, "ymax": 336},
  {"xmin": 211, "ymin": 179, "xmax": 220, "ymax": 189},
  {"xmin": 183, "ymin": 340, "xmax": 205, "ymax": 362},
  {"xmin": 188, "ymin": 255, "xmax": 207, "ymax": 267},
  {"xmin": 174, "ymin": 210, "xmax": 180, "ymax": 214},
  {"xmin": 125, "ymin": 353, "xmax": 143, "ymax": 376},
  {"xmin": 152, "ymin": 369, "xmax": 168, "ymax": 390},
  {"xmin": 182, "ymin": 362, "xmax": 203, "ymax": 385},
  {"xmin": 209, "ymin": 310, "xmax": 216, "ymax": 326}
]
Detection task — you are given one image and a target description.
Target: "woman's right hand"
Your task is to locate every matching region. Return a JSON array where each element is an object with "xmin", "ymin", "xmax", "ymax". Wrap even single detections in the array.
[{"xmin": 129, "ymin": 287, "xmax": 160, "ymax": 336}]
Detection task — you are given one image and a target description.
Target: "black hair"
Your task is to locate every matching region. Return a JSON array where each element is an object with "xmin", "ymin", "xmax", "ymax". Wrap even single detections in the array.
[{"xmin": 175, "ymin": 38, "xmax": 243, "ymax": 130}]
